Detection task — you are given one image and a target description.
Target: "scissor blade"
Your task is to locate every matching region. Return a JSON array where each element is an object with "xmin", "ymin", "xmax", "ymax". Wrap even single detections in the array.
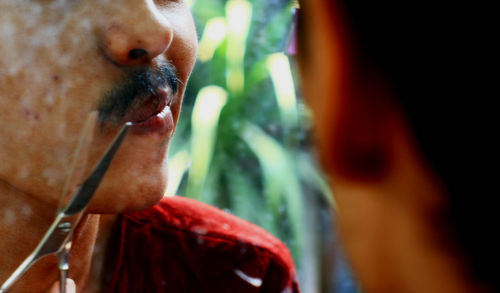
[{"xmin": 62, "ymin": 122, "xmax": 131, "ymax": 216}]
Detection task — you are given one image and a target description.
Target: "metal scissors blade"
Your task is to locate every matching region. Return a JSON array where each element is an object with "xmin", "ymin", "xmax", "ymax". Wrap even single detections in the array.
[
  {"xmin": 0, "ymin": 122, "xmax": 131, "ymax": 292},
  {"xmin": 62, "ymin": 122, "xmax": 132, "ymax": 216}
]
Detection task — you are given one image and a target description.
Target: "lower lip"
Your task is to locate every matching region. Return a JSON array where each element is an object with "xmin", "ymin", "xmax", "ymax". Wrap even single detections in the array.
[{"xmin": 130, "ymin": 105, "xmax": 174, "ymax": 135}]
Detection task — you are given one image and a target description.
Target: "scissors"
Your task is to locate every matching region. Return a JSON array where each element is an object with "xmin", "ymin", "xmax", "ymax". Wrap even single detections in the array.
[{"xmin": 0, "ymin": 121, "xmax": 132, "ymax": 293}]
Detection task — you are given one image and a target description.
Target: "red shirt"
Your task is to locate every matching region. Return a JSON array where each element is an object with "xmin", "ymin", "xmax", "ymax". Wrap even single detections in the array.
[{"xmin": 105, "ymin": 196, "xmax": 300, "ymax": 292}]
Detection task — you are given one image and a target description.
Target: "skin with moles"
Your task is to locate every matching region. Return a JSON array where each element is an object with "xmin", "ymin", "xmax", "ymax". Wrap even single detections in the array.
[
  {"xmin": 0, "ymin": 0, "xmax": 197, "ymax": 291},
  {"xmin": 298, "ymin": 0, "xmax": 486, "ymax": 292}
]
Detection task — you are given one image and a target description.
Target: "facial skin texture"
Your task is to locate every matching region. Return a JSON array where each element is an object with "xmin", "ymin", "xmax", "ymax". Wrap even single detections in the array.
[
  {"xmin": 0, "ymin": 0, "xmax": 197, "ymax": 213},
  {"xmin": 298, "ymin": 1, "xmax": 486, "ymax": 292},
  {"xmin": 0, "ymin": 0, "xmax": 196, "ymax": 291}
]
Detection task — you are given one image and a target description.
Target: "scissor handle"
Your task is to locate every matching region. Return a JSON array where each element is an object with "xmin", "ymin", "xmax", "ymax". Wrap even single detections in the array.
[
  {"xmin": 0, "ymin": 213, "xmax": 72, "ymax": 292},
  {"xmin": 57, "ymin": 241, "xmax": 72, "ymax": 293}
]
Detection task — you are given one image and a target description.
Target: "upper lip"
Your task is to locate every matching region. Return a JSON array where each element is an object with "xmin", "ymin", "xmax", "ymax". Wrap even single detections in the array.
[
  {"xmin": 124, "ymin": 87, "xmax": 172, "ymax": 124},
  {"xmin": 97, "ymin": 62, "xmax": 180, "ymax": 125}
]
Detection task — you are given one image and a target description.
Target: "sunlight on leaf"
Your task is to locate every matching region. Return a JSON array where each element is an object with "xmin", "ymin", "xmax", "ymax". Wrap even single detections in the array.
[
  {"xmin": 198, "ymin": 17, "xmax": 227, "ymax": 62},
  {"xmin": 165, "ymin": 149, "xmax": 191, "ymax": 196},
  {"xmin": 187, "ymin": 86, "xmax": 228, "ymax": 199},
  {"xmin": 226, "ymin": 0, "xmax": 252, "ymax": 94},
  {"xmin": 267, "ymin": 53, "xmax": 298, "ymax": 128}
]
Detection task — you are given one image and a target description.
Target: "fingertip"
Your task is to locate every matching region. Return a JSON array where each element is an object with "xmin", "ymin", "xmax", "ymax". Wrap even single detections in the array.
[{"xmin": 66, "ymin": 279, "xmax": 76, "ymax": 292}]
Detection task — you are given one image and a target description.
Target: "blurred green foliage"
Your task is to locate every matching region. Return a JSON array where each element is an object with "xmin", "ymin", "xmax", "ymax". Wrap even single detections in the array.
[{"xmin": 168, "ymin": 0, "xmax": 333, "ymax": 279}]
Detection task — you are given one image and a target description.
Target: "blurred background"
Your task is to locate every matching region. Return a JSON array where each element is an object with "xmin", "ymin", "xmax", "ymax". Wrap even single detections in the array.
[{"xmin": 167, "ymin": 0, "xmax": 358, "ymax": 292}]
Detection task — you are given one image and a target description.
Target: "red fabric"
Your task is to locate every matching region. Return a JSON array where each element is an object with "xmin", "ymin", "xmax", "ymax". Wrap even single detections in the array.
[{"xmin": 106, "ymin": 196, "xmax": 300, "ymax": 293}]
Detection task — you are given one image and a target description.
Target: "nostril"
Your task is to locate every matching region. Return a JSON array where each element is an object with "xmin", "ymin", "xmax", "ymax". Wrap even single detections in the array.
[{"xmin": 128, "ymin": 48, "xmax": 149, "ymax": 60}]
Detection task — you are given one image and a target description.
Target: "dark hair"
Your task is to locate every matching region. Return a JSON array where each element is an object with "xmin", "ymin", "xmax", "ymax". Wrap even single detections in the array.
[{"xmin": 317, "ymin": 1, "xmax": 498, "ymax": 289}]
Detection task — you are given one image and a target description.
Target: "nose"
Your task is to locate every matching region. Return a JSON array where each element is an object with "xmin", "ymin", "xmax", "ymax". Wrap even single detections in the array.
[{"xmin": 102, "ymin": 1, "xmax": 173, "ymax": 66}]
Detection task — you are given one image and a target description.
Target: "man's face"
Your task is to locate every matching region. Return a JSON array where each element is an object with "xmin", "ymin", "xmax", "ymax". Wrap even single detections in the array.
[{"xmin": 0, "ymin": 0, "xmax": 197, "ymax": 212}]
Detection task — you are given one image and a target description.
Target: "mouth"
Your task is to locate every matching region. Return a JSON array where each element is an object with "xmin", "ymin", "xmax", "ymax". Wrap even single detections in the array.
[{"xmin": 125, "ymin": 87, "xmax": 175, "ymax": 136}]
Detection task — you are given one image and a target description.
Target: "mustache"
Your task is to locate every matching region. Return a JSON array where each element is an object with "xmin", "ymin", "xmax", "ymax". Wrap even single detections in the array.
[{"xmin": 97, "ymin": 61, "xmax": 180, "ymax": 123}]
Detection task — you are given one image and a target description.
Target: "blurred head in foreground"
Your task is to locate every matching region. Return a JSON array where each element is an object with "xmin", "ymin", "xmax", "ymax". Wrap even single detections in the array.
[{"xmin": 297, "ymin": 1, "xmax": 497, "ymax": 292}]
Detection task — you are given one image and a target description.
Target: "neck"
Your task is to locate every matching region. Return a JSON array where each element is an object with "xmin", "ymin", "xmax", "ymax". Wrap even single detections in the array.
[{"xmin": 0, "ymin": 180, "xmax": 102, "ymax": 292}]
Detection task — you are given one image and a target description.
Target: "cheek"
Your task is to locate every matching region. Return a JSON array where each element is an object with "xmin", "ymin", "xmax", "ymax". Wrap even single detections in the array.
[
  {"xmin": 164, "ymin": 8, "xmax": 198, "ymax": 123},
  {"xmin": 0, "ymin": 23, "xmax": 106, "ymax": 203},
  {"xmin": 301, "ymin": 28, "xmax": 346, "ymax": 167},
  {"xmin": 166, "ymin": 8, "xmax": 198, "ymax": 83},
  {"xmin": 299, "ymin": 0, "xmax": 355, "ymax": 176}
]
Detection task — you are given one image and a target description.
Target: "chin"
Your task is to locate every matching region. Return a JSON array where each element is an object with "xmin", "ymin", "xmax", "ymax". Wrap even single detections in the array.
[
  {"xmin": 83, "ymin": 117, "xmax": 174, "ymax": 214},
  {"xmin": 86, "ymin": 140, "xmax": 170, "ymax": 214},
  {"xmin": 87, "ymin": 170, "xmax": 167, "ymax": 214}
]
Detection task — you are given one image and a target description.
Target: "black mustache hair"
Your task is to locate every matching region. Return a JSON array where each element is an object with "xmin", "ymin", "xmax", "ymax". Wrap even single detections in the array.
[{"xmin": 97, "ymin": 61, "xmax": 180, "ymax": 123}]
